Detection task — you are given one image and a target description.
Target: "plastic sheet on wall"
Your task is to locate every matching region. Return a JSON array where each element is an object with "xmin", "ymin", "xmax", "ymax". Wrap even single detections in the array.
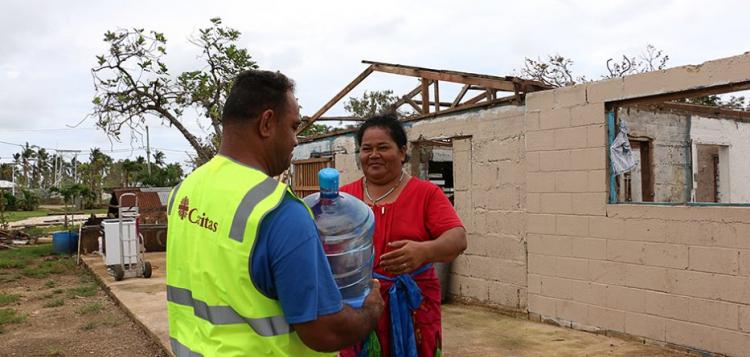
[{"xmin": 610, "ymin": 120, "xmax": 637, "ymax": 176}]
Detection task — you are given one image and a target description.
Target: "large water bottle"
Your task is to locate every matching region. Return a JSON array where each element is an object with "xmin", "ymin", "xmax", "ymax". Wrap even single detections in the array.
[{"xmin": 303, "ymin": 168, "xmax": 375, "ymax": 308}]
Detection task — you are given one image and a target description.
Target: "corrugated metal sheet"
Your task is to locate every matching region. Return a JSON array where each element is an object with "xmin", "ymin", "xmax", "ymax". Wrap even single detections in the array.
[{"xmin": 110, "ymin": 188, "xmax": 168, "ymax": 224}]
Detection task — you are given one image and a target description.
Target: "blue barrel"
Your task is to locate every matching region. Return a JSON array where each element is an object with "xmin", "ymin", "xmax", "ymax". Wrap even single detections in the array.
[
  {"xmin": 303, "ymin": 169, "xmax": 375, "ymax": 308},
  {"xmin": 52, "ymin": 231, "xmax": 79, "ymax": 254}
]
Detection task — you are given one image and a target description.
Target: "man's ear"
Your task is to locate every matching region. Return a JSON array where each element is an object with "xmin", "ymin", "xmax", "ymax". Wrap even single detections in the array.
[{"xmin": 257, "ymin": 109, "xmax": 275, "ymax": 138}]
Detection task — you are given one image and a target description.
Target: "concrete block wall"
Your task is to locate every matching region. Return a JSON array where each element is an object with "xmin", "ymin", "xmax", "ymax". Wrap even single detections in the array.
[
  {"xmin": 525, "ymin": 52, "xmax": 750, "ymax": 356},
  {"xmin": 408, "ymin": 106, "xmax": 529, "ymax": 310}
]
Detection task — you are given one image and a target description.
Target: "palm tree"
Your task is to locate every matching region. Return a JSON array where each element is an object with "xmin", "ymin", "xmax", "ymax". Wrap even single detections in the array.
[
  {"xmin": 84, "ymin": 148, "xmax": 113, "ymax": 206},
  {"xmin": 20, "ymin": 143, "xmax": 35, "ymax": 189},
  {"xmin": 35, "ymin": 148, "xmax": 50, "ymax": 189},
  {"xmin": 121, "ymin": 159, "xmax": 140, "ymax": 187},
  {"xmin": 152, "ymin": 151, "xmax": 166, "ymax": 167}
]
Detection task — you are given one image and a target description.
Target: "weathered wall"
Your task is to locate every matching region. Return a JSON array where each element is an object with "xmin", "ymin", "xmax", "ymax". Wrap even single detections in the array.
[
  {"xmin": 525, "ymin": 53, "xmax": 750, "ymax": 356},
  {"xmin": 295, "ymin": 52, "xmax": 750, "ymax": 356},
  {"xmin": 294, "ymin": 105, "xmax": 530, "ymax": 309},
  {"xmin": 407, "ymin": 106, "xmax": 528, "ymax": 310},
  {"xmin": 618, "ymin": 107, "xmax": 690, "ymax": 202},
  {"xmin": 692, "ymin": 116, "xmax": 750, "ymax": 203}
]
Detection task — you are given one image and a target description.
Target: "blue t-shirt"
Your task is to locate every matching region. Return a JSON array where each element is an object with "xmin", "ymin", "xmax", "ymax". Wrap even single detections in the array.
[{"xmin": 251, "ymin": 193, "xmax": 343, "ymax": 324}]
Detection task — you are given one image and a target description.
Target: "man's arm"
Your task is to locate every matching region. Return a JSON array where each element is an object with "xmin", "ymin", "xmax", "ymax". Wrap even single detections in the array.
[
  {"xmin": 293, "ymin": 280, "xmax": 384, "ymax": 352},
  {"xmin": 254, "ymin": 196, "xmax": 384, "ymax": 352}
]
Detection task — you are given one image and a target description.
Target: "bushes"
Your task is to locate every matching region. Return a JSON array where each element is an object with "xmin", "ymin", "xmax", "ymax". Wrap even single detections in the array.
[
  {"xmin": 17, "ymin": 190, "xmax": 40, "ymax": 211},
  {"xmin": 1, "ymin": 192, "xmax": 17, "ymax": 211}
]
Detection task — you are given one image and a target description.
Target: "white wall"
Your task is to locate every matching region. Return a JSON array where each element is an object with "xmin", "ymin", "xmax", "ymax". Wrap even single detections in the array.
[{"xmin": 691, "ymin": 116, "xmax": 750, "ymax": 203}]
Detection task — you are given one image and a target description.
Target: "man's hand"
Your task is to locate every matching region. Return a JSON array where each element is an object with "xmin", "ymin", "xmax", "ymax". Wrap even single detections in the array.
[
  {"xmin": 293, "ymin": 279, "xmax": 384, "ymax": 352},
  {"xmin": 379, "ymin": 240, "xmax": 429, "ymax": 275},
  {"xmin": 363, "ymin": 279, "xmax": 385, "ymax": 316}
]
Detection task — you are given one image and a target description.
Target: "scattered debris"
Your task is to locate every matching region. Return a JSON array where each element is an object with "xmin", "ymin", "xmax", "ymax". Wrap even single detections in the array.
[{"xmin": 0, "ymin": 229, "xmax": 34, "ymax": 248}]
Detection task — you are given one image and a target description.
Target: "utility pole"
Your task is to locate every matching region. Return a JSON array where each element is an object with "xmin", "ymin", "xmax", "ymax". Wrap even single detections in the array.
[
  {"xmin": 146, "ymin": 125, "xmax": 152, "ymax": 177},
  {"xmin": 11, "ymin": 164, "xmax": 16, "ymax": 196},
  {"xmin": 73, "ymin": 154, "xmax": 77, "ymax": 184}
]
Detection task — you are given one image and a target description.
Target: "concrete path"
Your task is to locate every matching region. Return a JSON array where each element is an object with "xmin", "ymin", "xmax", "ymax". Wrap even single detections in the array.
[
  {"xmin": 10, "ymin": 213, "xmax": 106, "ymax": 228},
  {"xmin": 81, "ymin": 252, "xmax": 690, "ymax": 356},
  {"xmin": 81, "ymin": 252, "xmax": 170, "ymax": 353}
]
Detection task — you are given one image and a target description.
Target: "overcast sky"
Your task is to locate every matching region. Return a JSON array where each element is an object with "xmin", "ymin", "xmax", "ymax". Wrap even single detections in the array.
[{"xmin": 0, "ymin": 0, "xmax": 747, "ymax": 167}]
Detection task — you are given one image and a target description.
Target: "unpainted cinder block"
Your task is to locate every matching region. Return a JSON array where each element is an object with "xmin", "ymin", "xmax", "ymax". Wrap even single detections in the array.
[
  {"xmin": 556, "ymin": 214, "xmax": 589, "ymax": 236},
  {"xmin": 527, "ymin": 293, "xmax": 557, "ymax": 317},
  {"xmin": 525, "ymin": 129, "xmax": 555, "ymax": 151},
  {"xmin": 540, "ymin": 107, "xmax": 572, "ymax": 130},
  {"xmin": 553, "ymin": 84, "xmax": 588, "ymax": 108},
  {"xmin": 571, "ymin": 103, "xmax": 606, "ymax": 127},
  {"xmin": 539, "ymin": 193, "xmax": 573, "ymax": 214},
  {"xmin": 554, "ymin": 126, "xmax": 589, "ymax": 150},
  {"xmin": 688, "ymin": 246, "xmax": 740, "ymax": 275},
  {"xmin": 624, "ymin": 312, "xmax": 666, "ymax": 341},
  {"xmin": 528, "ymin": 214, "xmax": 556, "ymax": 235}
]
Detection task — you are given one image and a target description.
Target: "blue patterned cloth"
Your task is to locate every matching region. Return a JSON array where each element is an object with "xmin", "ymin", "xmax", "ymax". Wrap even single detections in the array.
[{"xmin": 369, "ymin": 263, "xmax": 433, "ymax": 357}]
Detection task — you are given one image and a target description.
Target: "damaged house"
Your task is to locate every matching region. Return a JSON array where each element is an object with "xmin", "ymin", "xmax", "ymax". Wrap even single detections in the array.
[{"xmin": 292, "ymin": 54, "xmax": 750, "ymax": 356}]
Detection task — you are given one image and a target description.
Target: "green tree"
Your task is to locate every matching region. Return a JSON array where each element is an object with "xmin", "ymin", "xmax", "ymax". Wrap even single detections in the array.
[
  {"xmin": 298, "ymin": 123, "xmax": 333, "ymax": 137},
  {"xmin": 17, "ymin": 189, "xmax": 40, "ymax": 211},
  {"xmin": 91, "ymin": 17, "xmax": 257, "ymax": 165},
  {"xmin": 121, "ymin": 159, "xmax": 142, "ymax": 187},
  {"xmin": 0, "ymin": 163, "xmax": 12, "ymax": 181},
  {"xmin": 79, "ymin": 148, "xmax": 113, "ymax": 207},
  {"xmin": 344, "ymin": 90, "xmax": 401, "ymax": 119}
]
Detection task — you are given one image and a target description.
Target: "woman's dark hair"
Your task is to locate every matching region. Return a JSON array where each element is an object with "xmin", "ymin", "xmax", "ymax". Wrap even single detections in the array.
[
  {"xmin": 355, "ymin": 113, "xmax": 407, "ymax": 148},
  {"xmin": 222, "ymin": 69, "xmax": 295, "ymax": 123}
]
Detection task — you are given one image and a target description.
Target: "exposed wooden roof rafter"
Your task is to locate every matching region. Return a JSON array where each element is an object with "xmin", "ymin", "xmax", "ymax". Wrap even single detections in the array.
[{"xmin": 297, "ymin": 60, "xmax": 551, "ymax": 136}]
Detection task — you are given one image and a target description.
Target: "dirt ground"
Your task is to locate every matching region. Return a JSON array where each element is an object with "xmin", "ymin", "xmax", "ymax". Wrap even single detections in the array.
[
  {"xmin": 442, "ymin": 303, "xmax": 691, "ymax": 357},
  {"xmin": 0, "ymin": 244, "xmax": 165, "ymax": 357}
]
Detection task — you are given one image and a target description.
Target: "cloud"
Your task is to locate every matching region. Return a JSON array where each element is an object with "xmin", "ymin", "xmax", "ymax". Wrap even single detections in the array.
[{"xmin": 1, "ymin": 0, "xmax": 749, "ymax": 165}]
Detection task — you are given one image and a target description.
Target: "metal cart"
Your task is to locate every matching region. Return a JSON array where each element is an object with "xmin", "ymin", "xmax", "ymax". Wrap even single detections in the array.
[{"xmin": 102, "ymin": 192, "xmax": 152, "ymax": 281}]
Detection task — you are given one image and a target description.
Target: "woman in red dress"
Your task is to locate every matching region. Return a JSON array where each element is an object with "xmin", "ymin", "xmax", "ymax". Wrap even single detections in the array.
[{"xmin": 339, "ymin": 114, "xmax": 467, "ymax": 357}]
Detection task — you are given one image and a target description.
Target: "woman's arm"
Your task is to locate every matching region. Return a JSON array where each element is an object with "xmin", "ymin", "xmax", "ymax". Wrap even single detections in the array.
[{"xmin": 379, "ymin": 227, "xmax": 466, "ymax": 274}]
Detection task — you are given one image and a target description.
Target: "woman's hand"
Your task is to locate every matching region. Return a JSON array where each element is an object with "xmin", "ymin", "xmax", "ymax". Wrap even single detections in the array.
[{"xmin": 379, "ymin": 240, "xmax": 430, "ymax": 275}]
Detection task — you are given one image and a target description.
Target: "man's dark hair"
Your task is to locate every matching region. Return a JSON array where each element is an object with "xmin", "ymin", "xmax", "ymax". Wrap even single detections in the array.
[
  {"xmin": 355, "ymin": 113, "xmax": 407, "ymax": 148},
  {"xmin": 222, "ymin": 69, "xmax": 295, "ymax": 123}
]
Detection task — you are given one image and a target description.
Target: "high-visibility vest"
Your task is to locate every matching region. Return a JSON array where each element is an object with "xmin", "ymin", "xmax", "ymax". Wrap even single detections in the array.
[{"xmin": 166, "ymin": 155, "xmax": 333, "ymax": 357}]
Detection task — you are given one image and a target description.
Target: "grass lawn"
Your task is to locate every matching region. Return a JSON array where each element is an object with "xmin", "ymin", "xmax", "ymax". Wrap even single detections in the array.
[{"xmin": 5, "ymin": 210, "xmax": 48, "ymax": 222}]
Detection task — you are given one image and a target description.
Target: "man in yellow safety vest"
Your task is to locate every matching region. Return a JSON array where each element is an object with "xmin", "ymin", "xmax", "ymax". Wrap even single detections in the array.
[{"xmin": 166, "ymin": 69, "xmax": 384, "ymax": 356}]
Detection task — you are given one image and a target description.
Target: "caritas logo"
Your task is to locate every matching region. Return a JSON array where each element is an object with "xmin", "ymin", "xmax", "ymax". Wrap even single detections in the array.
[{"xmin": 177, "ymin": 196, "xmax": 219, "ymax": 232}]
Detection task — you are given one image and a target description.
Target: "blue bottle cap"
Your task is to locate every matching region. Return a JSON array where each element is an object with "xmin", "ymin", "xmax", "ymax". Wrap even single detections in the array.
[{"xmin": 318, "ymin": 168, "xmax": 339, "ymax": 191}]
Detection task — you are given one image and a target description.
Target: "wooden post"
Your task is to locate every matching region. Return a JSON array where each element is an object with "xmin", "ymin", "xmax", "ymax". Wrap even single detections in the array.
[
  {"xmin": 433, "ymin": 80, "xmax": 440, "ymax": 113},
  {"xmin": 420, "ymin": 78, "xmax": 430, "ymax": 114}
]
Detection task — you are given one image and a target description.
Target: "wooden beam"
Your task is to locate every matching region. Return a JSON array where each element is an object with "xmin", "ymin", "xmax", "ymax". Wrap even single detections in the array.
[
  {"xmin": 390, "ymin": 83, "xmax": 427, "ymax": 111},
  {"xmin": 297, "ymin": 65, "xmax": 374, "ymax": 134},
  {"xmin": 463, "ymin": 92, "xmax": 488, "ymax": 106},
  {"xmin": 300, "ymin": 96, "xmax": 521, "ymax": 143},
  {"xmin": 645, "ymin": 102, "xmax": 750, "ymax": 123},
  {"xmin": 433, "ymin": 80, "xmax": 440, "ymax": 113},
  {"xmin": 486, "ymin": 88, "xmax": 496, "ymax": 101},
  {"xmin": 313, "ymin": 116, "xmax": 368, "ymax": 122},
  {"xmin": 369, "ymin": 62, "xmax": 517, "ymax": 91},
  {"xmin": 612, "ymin": 81, "xmax": 750, "ymax": 108},
  {"xmin": 420, "ymin": 78, "xmax": 430, "ymax": 114},
  {"xmin": 452, "ymin": 84, "xmax": 470, "ymax": 108},
  {"xmin": 405, "ymin": 98, "xmax": 422, "ymax": 113},
  {"xmin": 414, "ymin": 100, "xmax": 453, "ymax": 107}
]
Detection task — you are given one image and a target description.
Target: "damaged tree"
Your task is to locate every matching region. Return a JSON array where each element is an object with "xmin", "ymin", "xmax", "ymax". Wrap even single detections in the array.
[{"xmin": 90, "ymin": 18, "xmax": 257, "ymax": 165}]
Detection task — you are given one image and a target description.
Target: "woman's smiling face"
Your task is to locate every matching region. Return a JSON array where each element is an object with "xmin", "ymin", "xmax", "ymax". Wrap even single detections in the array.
[{"xmin": 358, "ymin": 126, "xmax": 406, "ymax": 182}]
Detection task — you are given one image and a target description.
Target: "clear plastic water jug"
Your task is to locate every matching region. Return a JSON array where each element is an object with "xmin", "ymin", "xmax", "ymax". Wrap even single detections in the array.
[{"xmin": 303, "ymin": 168, "xmax": 375, "ymax": 308}]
